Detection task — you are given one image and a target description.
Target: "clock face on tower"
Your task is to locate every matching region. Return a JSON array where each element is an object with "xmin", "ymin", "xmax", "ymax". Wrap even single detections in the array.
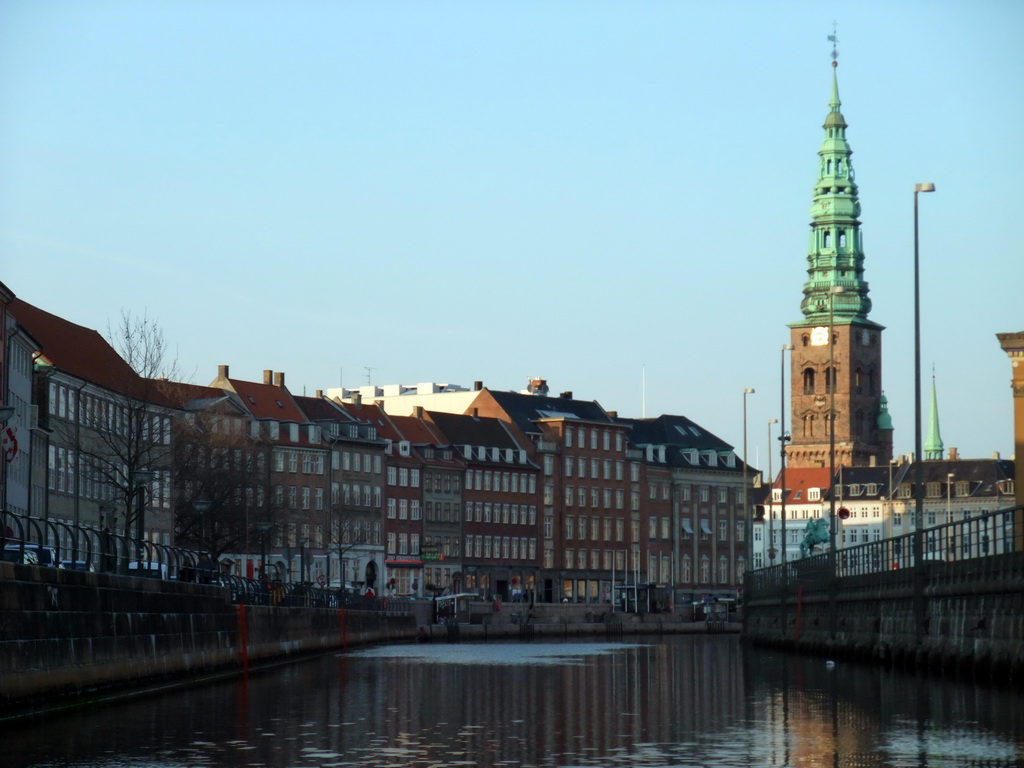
[{"xmin": 810, "ymin": 326, "xmax": 829, "ymax": 346}]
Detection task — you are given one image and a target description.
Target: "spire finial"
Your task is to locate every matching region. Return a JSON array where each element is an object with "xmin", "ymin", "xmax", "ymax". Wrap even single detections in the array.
[{"xmin": 828, "ymin": 23, "xmax": 839, "ymax": 68}]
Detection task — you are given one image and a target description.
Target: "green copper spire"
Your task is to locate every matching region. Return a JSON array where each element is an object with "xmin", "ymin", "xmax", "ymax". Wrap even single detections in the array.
[
  {"xmin": 796, "ymin": 54, "xmax": 876, "ymax": 327},
  {"xmin": 876, "ymin": 392, "xmax": 894, "ymax": 431},
  {"xmin": 925, "ymin": 373, "xmax": 944, "ymax": 460}
]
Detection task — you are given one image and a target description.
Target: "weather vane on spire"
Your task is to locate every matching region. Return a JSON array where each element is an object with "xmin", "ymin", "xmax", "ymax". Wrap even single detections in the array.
[{"xmin": 828, "ymin": 23, "xmax": 839, "ymax": 66}]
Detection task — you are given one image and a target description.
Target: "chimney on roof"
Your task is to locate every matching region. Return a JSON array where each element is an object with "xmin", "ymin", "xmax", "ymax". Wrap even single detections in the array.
[
  {"xmin": 274, "ymin": 372, "xmax": 285, "ymax": 388},
  {"xmin": 607, "ymin": 411, "xmax": 617, "ymax": 418},
  {"xmin": 218, "ymin": 364, "xmax": 229, "ymax": 379},
  {"xmin": 949, "ymin": 447, "xmax": 959, "ymax": 460},
  {"xmin": 471, "ymin": 407, "xmax": 479, "ymax": 419},
  {"xmin": 992, "ymin": 451, "xmax": 1001, "ymax": 460},
  {"xmin": 263, "ymin": 370, "xmax": 273, "ymax": 385},
  {"xmin": 353, "ymin": 393, "xmax": 362, "ymax": 406},
  {"xmin": 415, "ymin": 406, "xmax": 424, "ymax": 419},
  {"xmin": 560, "ymin": 391, "xmax": 572, "ymax": 399},
  {"xmin": 527, "ymin": 378, "xmax": 548, "ymax": 396},
  {"xmin": 474, "ymin": 381, "xmax": 483, "ymax": 391},
  {"xmin": 315, "ymin": 389, "xmax": 323, "ymax": 399}
]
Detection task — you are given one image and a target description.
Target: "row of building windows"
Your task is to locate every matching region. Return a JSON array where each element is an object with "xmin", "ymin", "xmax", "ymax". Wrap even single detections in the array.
[
  {"xmin": 562, "ymin": 485, "xmax": 630, "ymax": 510},
  {"xmin": 424, "ymin": 500, "xmax": 462, "ymax": 523},
  {"xmin": 274, "ymin": 485, "xmax": 325, "ymax": 511},
  {"xmin": 274, "ymin": 450, "xmax": 325, "ymax": 475},
  {"xmin": 563, "ymin": 426, "xmax": 624, "ymax": 453},
  {"xmin": 340, "ymin": 451, "xmax": 381, "ymax": 474},
  {"xmin": 464, "ymin": 502, "xmax": 538, "ymax": 527},
  {"xmin": 50, "ymin": 383, "xmax": 173, "ymax": 447},
  {"xmin": 386, "ymin": 498, "xmax": 421, "ymax": 520},
  {"xmin": 465, "ymin": 469, "xmax": 537, "ymax": 494},
  {"xmin": 464, "ymin": 535, "xmax": 538, "ymax": 561},
  {"xmin": 565, "ymin": 515, "xmax": 626, "ymax": 543},
  {"xmin": 560, "ymin": 456, "xmax": 629, "ymax": 481}
]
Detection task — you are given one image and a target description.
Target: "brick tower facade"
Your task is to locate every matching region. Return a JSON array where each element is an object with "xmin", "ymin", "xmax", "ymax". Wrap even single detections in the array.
[{"xmin": 786, "ymin": 54, "xmax": 893, "ymax": 469}]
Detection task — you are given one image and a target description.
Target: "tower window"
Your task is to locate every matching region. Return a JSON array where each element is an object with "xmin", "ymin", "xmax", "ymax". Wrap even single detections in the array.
[
  {"xmin": 827, "ymin": 159, "xmax": 832, "ymax": 174},
  {"xmin": 803, "ymin": 368, "xmax": 816, "ymax": 395},
  {"xmin": 838, "ymin": 230, "xmax": 847, "ymax": 248},
  {"xmin": 823, "ymin": 231, "xmax": 831, "ymax": 248},
  {"xmin": 855, "ymin": 367, "xmax": 863, "ymax": 395},
  {"xmin": 836, "ymin": 159, "xmax": 843, "ymax": 175},
  {"xmin": 825, "ymin": 367, "xmax": 836, "ymax": 394}
]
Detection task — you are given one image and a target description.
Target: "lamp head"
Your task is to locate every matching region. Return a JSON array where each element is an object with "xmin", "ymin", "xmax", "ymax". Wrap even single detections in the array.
[
  {"xmin": 768, "ymin": 418, "xmax": 779, "ymax": 425},
  {"xmin": 744, "ymin": 388, "xmax": 755, "ymax": 395},
  {"xmin": 915, "ymin": 182, "xmax": 936, "ymax": 193}
]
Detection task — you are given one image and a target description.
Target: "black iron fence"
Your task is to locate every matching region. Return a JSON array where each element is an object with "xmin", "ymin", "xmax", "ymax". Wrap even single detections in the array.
[
  {"xmin": 749, "ymin": 505, "xmax": 1022, "ymax": 591},
  {"xmin": 0, "ymin": 509, "xmax": 408, "ymax": 613}
]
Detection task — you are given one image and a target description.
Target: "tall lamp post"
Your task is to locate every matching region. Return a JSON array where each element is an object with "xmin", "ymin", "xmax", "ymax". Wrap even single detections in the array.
[
  {"xmin": 767, "ymin": 418, "xmax": 779, "ymax": 562},
  {"xmin": 913, "ymin": 185, "xmax": 937, "ymax": 569},
  {"xmin": 742, "ymin": 388, "xmax": 755, "ymax": 577},
  {"xmin": 913, "ymin": 182, "xmax": 935, "ymax": 640},
  {"xmin": 131, "ymin": 470, "xmax": 154, "ymax": 559},
  {"xmin": 780, "ymin": 344, "xmax": 794, "ymax": 565},
  {"xmin": 255, "ymin": 521, "xmax": 273, "ymax": 580},
  {"xmin": 827, "ymin": 285, "xmax": 845, "ymax": 560}
]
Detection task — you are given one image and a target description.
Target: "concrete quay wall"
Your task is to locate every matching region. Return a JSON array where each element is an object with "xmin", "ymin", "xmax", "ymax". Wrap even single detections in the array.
[
  {"xmin": 0, "ymin": 562, "xmax": 416, "ymax": 716},
  {"xmin": 0, "ymin": 564, "xmax": 739, "ymax": 717},
  {"xmin": 742, "ymin": 552, "xmax": 1024, "ymax": 683}
]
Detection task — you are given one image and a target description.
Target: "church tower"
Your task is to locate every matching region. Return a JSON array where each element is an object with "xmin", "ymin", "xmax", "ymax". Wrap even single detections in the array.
[{"xmin": 786, "ymin": 50, "xmax": 893, "ymax": 469}]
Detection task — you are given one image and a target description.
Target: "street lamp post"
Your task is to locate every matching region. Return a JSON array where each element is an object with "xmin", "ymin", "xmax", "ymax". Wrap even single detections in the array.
[
  {"xmin": 780, "ymin": 344, "xmax": 794, "ymax": 565},
  {"xmin": 131, "ymin": 470, "xmax": 154, "ymax": 560},
  {"xmin": 828, "ymin": 285, "xmax": 845, "ymax": 559},
  {"xmin": 255, "ymin": 521, "xmax": 273, "ymax": 580},
  {"xmin": 193, "ymin": 499, "xmax": 212, "ymax": 553},
  {"xmin": 913, "ymin": 182, "xmax": 935, "ymax": 639},
  {"xmin": 742, "ymin": 387, "xmax": 755, "ymax": 576},
  {"xmin": 767, "ymin": 418, "xmax": 778, "ymax": 562}
]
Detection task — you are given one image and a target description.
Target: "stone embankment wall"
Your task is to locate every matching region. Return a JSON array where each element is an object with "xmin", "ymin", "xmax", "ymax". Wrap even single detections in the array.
[
  {"xmin": 742, "ymin": 552, "xmax": 1024, "ymax": 683},
  {"xmin": 0, "ymin": 563, "xmax": 742, "ymax": 717},
  {"xmin": 0, "ymin": 562, "xmax": 415, "ymax": 716}
]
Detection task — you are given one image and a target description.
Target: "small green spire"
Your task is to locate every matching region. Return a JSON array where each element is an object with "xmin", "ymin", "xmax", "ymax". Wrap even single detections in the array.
[
  {"xmin": 876, "ymin": 392, "xmax": 894, "ymax": 431},
  {"xmin": 925, "ymin": 373, "xmax": 944, "ymax": 460}
]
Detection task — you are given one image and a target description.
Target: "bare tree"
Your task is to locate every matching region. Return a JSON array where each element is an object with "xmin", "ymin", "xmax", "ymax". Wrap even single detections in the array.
[
  {"xmin": 63, "ymin": 311, "xmax": 180, "ymax": 555},
  {"xmin": 172, "ymin": 407, "xmax": 276, "ymax": 560}
]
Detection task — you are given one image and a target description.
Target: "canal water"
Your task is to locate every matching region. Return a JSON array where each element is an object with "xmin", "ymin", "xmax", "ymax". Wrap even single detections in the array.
[{"xmin": 4, "ymin": 635, "xmax": 1021, "ymax": 767}]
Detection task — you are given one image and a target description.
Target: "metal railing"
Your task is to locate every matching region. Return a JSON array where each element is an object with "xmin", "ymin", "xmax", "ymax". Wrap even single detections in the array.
[
  {"xmin": 749, "ymin": 505, "xmax": 1021, "ymax": 591},
  {"xmin": 0, "ymin": 509, "xmax": 408, "ymax": 613}
]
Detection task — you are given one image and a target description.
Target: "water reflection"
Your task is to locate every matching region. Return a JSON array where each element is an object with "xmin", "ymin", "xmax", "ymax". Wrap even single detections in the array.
[{"xmin": 4, "ymin": 636, "xmax": 1021, "ymax": 768}]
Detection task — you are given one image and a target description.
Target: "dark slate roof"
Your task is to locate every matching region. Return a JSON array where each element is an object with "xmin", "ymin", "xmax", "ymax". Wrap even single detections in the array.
[
  {"xmin": 293, "ymin": 395, "xmax": 355, "ymax": 424},
  {"xmin": 426, "ymin": 410, "xmax": 521, "ymax": 450},
  {"xmin": 617, "ymin": 414, "xmax": 735, "ymax": 453},
  {"xmin": 153, "ymin": 380, "xmax": 242, "ymax": 412},
  {"xmin": 483, "ymin": 390, "xmax": 611, "ymax": 435}
]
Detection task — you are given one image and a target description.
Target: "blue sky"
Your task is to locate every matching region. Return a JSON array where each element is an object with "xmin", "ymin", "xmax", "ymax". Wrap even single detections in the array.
[{"xmin": 2, "ymin": 0, "xmax": 1021, "ymax": 468}]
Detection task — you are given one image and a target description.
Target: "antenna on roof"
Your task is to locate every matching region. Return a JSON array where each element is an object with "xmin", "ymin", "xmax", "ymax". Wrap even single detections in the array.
[{"xmin": 365, "ymin": 366, "xmax": 375, "ymax": 385}]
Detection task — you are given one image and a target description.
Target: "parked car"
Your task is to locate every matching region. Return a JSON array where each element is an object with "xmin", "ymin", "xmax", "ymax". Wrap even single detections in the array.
[
  {"xmin": 2, "ymin": 543, "xmax": 60, "ymax": 567},
  {"xmin": 61, "ymin": 559, "xmax": 96, "ymax": 572},
  {"xmin": 128, "ymin": 560, "xmax": 169, "ymax": 579}
]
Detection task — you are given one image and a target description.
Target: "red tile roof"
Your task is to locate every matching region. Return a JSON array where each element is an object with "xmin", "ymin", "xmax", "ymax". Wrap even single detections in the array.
[
  {"xmin": 227, "ymin": 378, "xmax": 308, "ymax": 423},
  {"xmin": 11, "ymin": 298, "xmax": 163, "ymax": 401},
  {"xmin": 775, "ymin": 467, "xmax": 832, "ymax": 505}
]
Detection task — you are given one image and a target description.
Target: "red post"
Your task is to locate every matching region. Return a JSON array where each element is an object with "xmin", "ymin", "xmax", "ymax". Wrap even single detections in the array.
[
  {"xmin": 340, "ymin": 606, "xmax": 347, "ymax": 651},
  {"xmin": 237, "ymin": 604, "xmax": 249, "ymax": 674}
]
